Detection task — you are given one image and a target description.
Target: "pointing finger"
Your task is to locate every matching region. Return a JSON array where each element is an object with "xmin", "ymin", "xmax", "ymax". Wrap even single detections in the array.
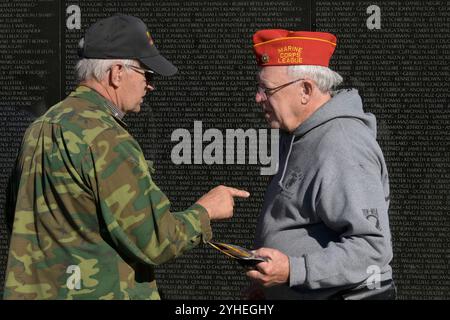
[{"xmin": 227, "ymin": 187, "xmax": 250, "ymax": 198}]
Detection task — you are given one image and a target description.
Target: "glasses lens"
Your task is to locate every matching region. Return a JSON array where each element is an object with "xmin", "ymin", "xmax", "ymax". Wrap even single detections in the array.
[
  {"xmin": 128, "ymin": 65, "xmax": 154, "ymax": 86},
  {"xmin": 144, "ymin": 71, "xmax": 154, "ymax": 86}
]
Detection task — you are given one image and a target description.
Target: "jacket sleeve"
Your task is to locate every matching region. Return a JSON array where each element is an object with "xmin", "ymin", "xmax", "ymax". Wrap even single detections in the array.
[
  {"xmin": 84, "ymin": 127, "xmax": 212, "ymax": 266},
  {"xmin": 290, "ymin": 156, "xmax": 393, "ymax": 290}
]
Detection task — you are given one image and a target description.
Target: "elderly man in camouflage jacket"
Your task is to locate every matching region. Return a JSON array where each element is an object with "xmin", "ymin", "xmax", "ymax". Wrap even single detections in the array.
[{"xmin": 3, "ymin": 14, "xmax": 249, "ymax": 300}]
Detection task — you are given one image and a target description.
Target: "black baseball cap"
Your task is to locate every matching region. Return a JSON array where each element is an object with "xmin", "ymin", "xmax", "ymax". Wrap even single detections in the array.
[{"xmin": 78, "ymin": 14, "xmax": 177, "ymax": 76}]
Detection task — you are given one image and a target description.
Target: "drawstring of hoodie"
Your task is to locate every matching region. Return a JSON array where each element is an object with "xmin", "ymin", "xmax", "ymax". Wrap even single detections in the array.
[{"xmin": 278, "ymin": 134, "xmax": 295, "ymax": 190}]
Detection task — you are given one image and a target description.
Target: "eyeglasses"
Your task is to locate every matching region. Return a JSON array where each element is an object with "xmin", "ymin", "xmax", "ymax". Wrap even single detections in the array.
[
  {"xmin": 257, "ymin": 78, "xmax": 305, "ymax": 99},
  {"xmin": 126, "ymin": 65, "xmax": 155, "ymax": 87}
]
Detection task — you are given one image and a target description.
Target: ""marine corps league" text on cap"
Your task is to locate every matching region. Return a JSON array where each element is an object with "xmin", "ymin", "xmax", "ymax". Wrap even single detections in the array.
[
  {"xmin": 78, "ymin": 14, "xmax": 177, "ymax": 76},
  {"xmin": 252, "ymin": 29, "xmax": 337, "ymax": 67}
]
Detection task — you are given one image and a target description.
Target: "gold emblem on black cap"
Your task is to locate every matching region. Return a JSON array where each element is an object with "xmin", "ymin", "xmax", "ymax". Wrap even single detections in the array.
[{"xmin": 261, "ymin": 53, "xmax": 269, "ymax": 64}]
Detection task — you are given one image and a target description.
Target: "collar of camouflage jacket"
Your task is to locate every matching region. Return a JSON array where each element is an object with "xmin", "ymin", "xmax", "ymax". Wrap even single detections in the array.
[{"xmin": 70, "ymin": 85, "xmax": 127, "ymax": 126}]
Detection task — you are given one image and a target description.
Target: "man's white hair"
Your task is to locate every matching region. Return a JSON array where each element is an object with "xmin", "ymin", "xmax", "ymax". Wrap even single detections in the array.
[
  {"xmin": 75, "ymin": 38, "xmax": 138, "ymax": 81},
  {"xmin": 286, "ymin": 65, "xmax": 343, "ymax": 93}
]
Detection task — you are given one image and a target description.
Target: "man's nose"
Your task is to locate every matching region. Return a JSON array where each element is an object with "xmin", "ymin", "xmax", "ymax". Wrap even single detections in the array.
[{"xmin": 145, "ymin": 83, "xmax": 155, "ymax": 92}]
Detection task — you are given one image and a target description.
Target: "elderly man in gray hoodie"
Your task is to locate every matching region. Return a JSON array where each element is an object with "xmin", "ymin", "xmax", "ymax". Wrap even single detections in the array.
[{"xmin": 246, "ymin": 29, "xmax": 395, "ymax": 300}]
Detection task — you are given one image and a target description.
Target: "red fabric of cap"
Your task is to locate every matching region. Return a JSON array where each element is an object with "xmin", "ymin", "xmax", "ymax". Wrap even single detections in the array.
[{"xmin": 252, "ymin": 29, "xmax": 337, "ymax": 67}]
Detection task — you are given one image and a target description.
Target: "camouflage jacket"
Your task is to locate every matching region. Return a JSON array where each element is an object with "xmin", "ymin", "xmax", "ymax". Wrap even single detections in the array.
[{"xmin": 3, "ymin": 86, "xmax": 212, "ymax": 300}]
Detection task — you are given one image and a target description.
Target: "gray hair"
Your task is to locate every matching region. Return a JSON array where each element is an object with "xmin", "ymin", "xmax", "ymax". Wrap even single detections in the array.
[
  {"xmin": 75, "ymin": 38, "xmax": 138, "ymax": 81},
  {"xmin": 286, "ymin": 65, "xmax": 343, "ymax": 93}
]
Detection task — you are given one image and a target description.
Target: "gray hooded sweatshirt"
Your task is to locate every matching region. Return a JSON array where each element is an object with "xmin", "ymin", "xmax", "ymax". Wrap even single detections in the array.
[{"xmin": 254, "ymin": 89, "xmax": 393, "ymax": 299}]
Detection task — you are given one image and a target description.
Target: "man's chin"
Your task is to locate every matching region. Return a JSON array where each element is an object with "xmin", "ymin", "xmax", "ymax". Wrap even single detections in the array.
[
  {"xmin": 266, "ymin": 120, "xmax": 280, "ymax": 129},
  {"xmin": 264, "ymin": 114, "xmax": 279, "ymax": 129}
]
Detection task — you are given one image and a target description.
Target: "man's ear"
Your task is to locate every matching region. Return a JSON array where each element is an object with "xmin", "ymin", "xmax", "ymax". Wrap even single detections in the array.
[
  {"xmin": 300, "ymin": 80, "xmax": 314, "ymax": 104},
  {"xmin": 109, "ymin": 64, "xmax": 124, "ymax": 88}
]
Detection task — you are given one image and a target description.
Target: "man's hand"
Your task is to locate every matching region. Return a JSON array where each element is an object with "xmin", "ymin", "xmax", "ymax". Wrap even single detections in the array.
[
  {"xmin": 196, "ymin": 185, "xmax": 250, "ymax": 220},
  {"xmin": 245, "ymin": 248, "xmax": 290, "ymax": 287}
]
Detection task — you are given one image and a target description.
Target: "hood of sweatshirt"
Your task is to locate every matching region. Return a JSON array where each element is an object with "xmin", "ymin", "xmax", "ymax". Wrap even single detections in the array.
[{"xmin": 293, "ymin": 88, "xmax": 377, "ymax": 139}]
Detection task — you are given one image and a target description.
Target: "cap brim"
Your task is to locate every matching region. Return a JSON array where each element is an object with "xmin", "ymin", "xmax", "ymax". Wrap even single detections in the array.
[{"xmin": 139, "ymin": 54, "xmax": 178, "ymax": 76}]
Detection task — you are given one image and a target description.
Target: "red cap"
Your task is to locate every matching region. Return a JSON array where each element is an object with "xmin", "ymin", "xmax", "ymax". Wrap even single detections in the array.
[{"xmin": 252, "ymin": 29, "xmax": 337, "ymax": 67}]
